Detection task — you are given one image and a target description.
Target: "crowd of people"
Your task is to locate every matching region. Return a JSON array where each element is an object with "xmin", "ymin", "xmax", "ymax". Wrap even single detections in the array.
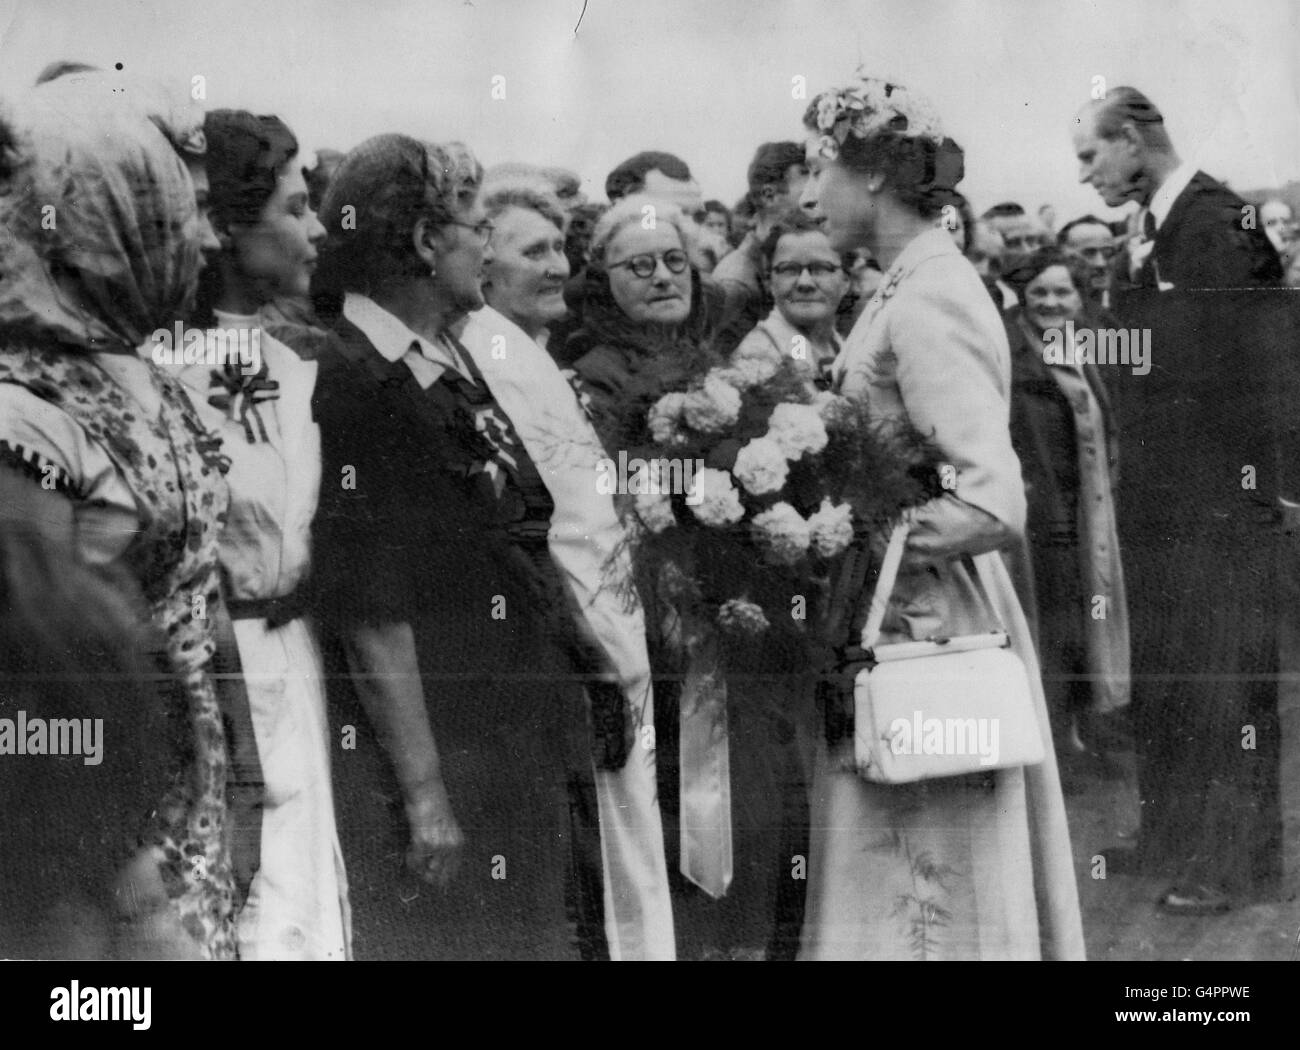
[{"xmin": 0, "ymin": 61, "xmax": 1293, "ymax": 961}]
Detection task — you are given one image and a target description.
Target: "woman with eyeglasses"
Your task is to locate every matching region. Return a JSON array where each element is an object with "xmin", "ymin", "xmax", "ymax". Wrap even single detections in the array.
[
  {"xmin": 730, "ymin": 213, "xmax": 851, "ymax": 390},
  {"xmin": 566, "ymin": 195, "xmax": 710, "ymax": 431},
  {"xmin": 306, "ymin": 137, "xmax": 672, "ymax": 959},
  {"xmin": 722, "ymin": 214, "xmax": 851, "ymax": 960},
  {"xmin": 567, "ymin": 197, "xmax": 810, "ymax": 960}
]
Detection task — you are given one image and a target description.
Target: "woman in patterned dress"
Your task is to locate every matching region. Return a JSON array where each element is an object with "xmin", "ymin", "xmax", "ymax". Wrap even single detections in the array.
[{"xmin": 0, "ymin": 73, "xmax": 240, "ymax": 958}]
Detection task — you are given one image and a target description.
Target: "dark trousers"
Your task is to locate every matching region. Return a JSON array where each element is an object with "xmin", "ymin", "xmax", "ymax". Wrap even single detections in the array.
[{"xmin": 1123, "ymin": 521, "xmax": 1283, "ymax": 898}]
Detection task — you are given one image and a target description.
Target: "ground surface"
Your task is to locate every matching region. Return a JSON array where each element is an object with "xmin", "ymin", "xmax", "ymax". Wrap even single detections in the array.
[{"xmin": 1067, "ymin": 685, "xmax": 1300, "ymax": 961}]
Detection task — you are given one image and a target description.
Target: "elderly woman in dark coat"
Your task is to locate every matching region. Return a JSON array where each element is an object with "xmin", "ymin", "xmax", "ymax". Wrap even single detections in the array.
[
  {"xmin": 568, "ymin": 197, "xmax": 811, "ymax": 961},
  {"xmin": 567, "ymin": 196, "xmax": 718, "ymax": 433}
]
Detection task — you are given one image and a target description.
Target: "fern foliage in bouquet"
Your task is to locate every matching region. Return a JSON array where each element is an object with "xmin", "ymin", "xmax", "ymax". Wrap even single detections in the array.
[{"xmin": 596, "ymin": 338, "xmax": 943, "ymax": 668}]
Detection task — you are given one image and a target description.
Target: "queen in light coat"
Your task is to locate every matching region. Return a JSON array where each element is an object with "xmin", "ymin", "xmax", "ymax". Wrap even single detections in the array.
[{"xmin": 796, "ymin": 73, "xmax": 1085, "ymax": 961}]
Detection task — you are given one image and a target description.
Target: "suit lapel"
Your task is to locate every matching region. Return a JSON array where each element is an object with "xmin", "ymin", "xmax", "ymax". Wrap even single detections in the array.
[
  {"xmin": 1151, "ymin": 171, "xmax": 1213, "ymax": 287},
  {"xmin": 1155, "ymin": 171, "xmax": 1209, "ymax": 246}
]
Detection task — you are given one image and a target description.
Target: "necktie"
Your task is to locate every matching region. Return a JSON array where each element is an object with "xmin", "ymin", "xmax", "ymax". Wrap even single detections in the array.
[
  {"xmin": 1141, "ymin": 208, "xmax": 1157, "ymax": 242},
  {"xmin": 1130, "ymin": 209, "xmax": 1158, "ymax": 287}
]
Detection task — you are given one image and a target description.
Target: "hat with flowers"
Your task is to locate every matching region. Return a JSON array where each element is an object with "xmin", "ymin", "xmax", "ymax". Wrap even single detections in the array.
[
  {"xmin": 806, "ymin": 71, "xmax": 963, "ymax": 192},
  {"xmin": 811, "ymin": 72, "xmax": 944, "ymax": 155}
]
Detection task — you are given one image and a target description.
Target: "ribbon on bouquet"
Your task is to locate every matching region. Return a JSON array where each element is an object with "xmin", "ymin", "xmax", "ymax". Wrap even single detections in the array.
[{"xmin": 677, "ymin": 622, "xmax": 733, "ymax": 899}]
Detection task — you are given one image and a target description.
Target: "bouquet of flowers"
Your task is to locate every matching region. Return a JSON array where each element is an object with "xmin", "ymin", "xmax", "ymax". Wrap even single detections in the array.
[{"xmin": 595, "ymin": 337, "xmax": 942, "ymax": 665}]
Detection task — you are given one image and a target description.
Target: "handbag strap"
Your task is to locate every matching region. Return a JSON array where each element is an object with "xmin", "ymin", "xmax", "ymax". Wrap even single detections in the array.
[
  {"xmin": 860, "ymin": 522, "xmax": 911, "ymax": 651},
  {"xmin": 859, "ymin": 519, "xmax": 1007, "ymax": 651}
]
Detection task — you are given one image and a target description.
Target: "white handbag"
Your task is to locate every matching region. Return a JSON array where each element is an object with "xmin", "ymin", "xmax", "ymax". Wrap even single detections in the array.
[{"xmin": 851, "ymin": 523, "xmax": 1045, "ymax": 783}]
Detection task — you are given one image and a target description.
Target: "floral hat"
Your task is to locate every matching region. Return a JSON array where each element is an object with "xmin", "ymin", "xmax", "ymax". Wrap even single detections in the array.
[{"xmin": 811, "ymin": 72, "xmax": 945, "ymax": 162}]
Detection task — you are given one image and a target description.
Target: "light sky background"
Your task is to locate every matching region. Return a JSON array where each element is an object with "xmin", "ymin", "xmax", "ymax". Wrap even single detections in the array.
[{"xmin": 0, "ymin": 0, "xmax": 1296, "ymax": 224}]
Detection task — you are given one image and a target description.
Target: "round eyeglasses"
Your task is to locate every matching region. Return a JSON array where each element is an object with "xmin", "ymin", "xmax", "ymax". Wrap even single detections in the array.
[
  {"xmin": 607, "ymin": 249, "xmax": 690, "ymax": 279},
  {"xmin": 446, "ymin": 219, "xmax": 495, "ymax": 246},
  {"xmin": 771, "ymin": 261, "xmax": 844, "ymax": 280}
]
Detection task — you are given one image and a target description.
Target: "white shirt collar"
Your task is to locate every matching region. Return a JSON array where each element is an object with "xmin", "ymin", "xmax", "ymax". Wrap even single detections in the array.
[
  {"xmin": 761, "ymin": 308, "xmax": 839, "ymax": 364},
  {"xmin": 342, "ymin": 291, "xmax": 467, "ymax": 379},
  {"xmin": 1147, "ymin": 161, "xmax": 1197, "ymax": 231}
]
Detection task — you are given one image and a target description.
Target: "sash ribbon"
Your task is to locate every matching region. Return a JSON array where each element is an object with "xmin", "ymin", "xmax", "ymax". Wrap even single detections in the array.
[{"xmin": 677, "ymin": 623, "xmax": 733, "ymax": 899}]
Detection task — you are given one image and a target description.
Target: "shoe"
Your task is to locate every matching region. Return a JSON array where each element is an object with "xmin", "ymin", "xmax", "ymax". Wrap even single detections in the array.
[{"xmin": 1157, "ymin": 883, "xmax": 1233, "ymax": 916}]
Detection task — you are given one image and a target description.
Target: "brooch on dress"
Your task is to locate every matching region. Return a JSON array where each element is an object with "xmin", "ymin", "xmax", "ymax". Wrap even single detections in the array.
[
  {"xmin": 835, "ymin": 264, "xmax": 906, "ymax": 392},
  {"xmin": 875, "ymin": 264, "xmax": 906, "ymax": 305}
]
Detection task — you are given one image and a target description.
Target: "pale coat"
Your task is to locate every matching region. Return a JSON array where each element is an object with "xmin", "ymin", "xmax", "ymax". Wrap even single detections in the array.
[
  {"xmin": 457, "ymin": 305, "xmax": 675, "ymax": 960},
  {"xmin": 800, "ymin": 228, "xmax": 1085, "ymax": 960}
]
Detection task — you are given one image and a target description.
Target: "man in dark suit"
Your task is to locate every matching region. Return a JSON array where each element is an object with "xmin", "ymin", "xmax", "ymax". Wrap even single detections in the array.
[{"xmin": 1072, "ymin": 87, "xmax": 1294, "ymax": 914}]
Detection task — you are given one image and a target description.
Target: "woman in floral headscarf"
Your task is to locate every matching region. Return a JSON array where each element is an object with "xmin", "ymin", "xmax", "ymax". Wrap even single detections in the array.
[
  {"xmin": 797, "ymin": 73, "xmax": 1084, "ymax": 960},
  {"xmin": 0, "ymin": 73, "xmax": 239, "ymax": 958}
]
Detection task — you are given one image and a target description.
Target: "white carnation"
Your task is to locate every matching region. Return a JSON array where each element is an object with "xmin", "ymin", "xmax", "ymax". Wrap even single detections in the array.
[
  {"xmin": 752, "ymin": 502, "xmax": 811, "ymax": 565},
  {"xmin": 807, "ymin": 498, "xmax": 855, "ymax": 558},
  {"xmin": 648, "ymin": 392, "xmax": 687, "ymax": 445},
  {"xmin": 767, "ymin": 402, "xmax": 829, "ymax": 460},
  {"xmin": 717, "ymin": 598, "xmax": 770, "ymax": 635},
  {"xmin": 732, "ymin": 437, "xmax": 789, "ymax": 496},
  {"xmin": 689, "ymin": 467, "xmax": 745, "ymax": 527},
  {"xmin": 681, "ymin": 373, "xmax": 742, "ymax": 433},
  {"xmin": 634, "ymin": 491, "xmax": 676, "ymax": 534},
  {"xmin": 726, "ymin": 343, "xmax": 783, "ymax": 390}
]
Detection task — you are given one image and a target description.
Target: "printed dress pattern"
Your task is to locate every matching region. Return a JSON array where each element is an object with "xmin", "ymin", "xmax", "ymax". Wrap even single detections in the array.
[{"xmin": 0, "ymin": 345, "xmax": 237, "ymax": 959}]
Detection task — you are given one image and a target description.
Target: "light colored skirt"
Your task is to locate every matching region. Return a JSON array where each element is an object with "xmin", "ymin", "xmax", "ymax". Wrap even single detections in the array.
[
  {"xmin": 798, "ymin": 550, "xmax": 1085, "ymax": 961},
  {"xmin": 233, "ymin": 615, "xmax": 351, "ymax": 961},
  {"xmin": 594, "ymin": 685, "xmax": 677, "ymax": 960},
  {"xmin": 799, "ymin": 742, "xmax": 1039, "ymax": 959}
]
